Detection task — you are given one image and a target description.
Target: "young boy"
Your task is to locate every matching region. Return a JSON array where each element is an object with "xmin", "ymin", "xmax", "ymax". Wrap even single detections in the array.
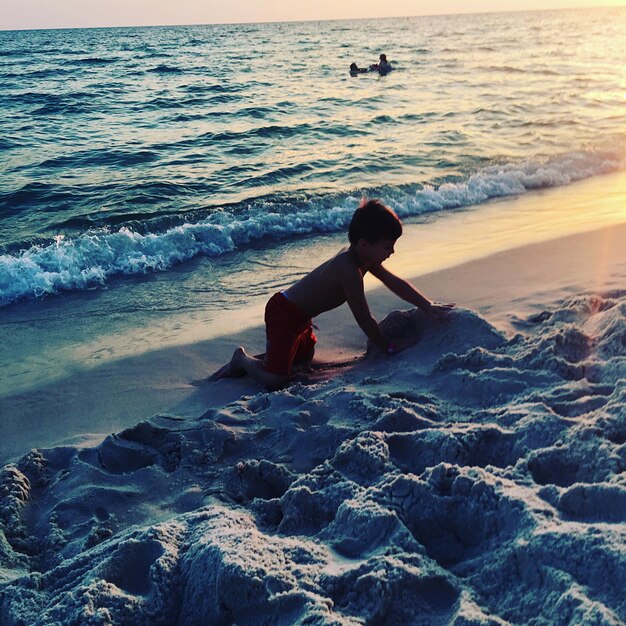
[{"xmin": 212, "ymin": 199, "xmax": 453, "ymax": 388}]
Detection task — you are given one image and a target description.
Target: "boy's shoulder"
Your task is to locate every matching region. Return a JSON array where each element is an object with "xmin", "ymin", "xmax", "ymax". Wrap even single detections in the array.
[
  {"xmin": 324, "ymin": 248, "xmax": 366, "ymax": 287},
  {"xmin": 327, "ymin": 248, "xmax": 359, "ymax": 272}
]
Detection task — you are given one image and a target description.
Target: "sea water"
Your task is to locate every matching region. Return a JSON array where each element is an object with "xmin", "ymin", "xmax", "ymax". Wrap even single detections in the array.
[{"xmin": 1, "ymin": 8, "xmax": 625, "ymax": 389}]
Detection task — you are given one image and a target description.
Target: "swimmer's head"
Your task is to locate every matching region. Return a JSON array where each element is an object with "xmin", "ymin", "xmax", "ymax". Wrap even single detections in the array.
[{"xmin": 379, "ymin": 54, "xmax": 387, "ymax": 62}]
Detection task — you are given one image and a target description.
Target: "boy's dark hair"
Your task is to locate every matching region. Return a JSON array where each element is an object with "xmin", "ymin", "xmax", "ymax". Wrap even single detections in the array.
[{"xmin": 348, "ymin": 199, "xmax": 402, "ymax": 244}]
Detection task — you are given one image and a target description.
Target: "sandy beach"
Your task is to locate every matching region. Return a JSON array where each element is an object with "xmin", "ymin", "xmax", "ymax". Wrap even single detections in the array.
[
  {"xmin": 2, "ymin": 208, "xmax": 625, "ymax": 462},
  {"xmin": 1, "ymin": 215, "xmax": 625, "ymax": 624},
  {"xmin": 2, "ymin": 7, "xmax": 626, "ymax": 624}
]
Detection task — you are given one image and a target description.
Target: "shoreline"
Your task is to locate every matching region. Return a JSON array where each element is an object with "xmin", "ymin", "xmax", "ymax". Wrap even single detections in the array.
[
  {"xmin": 2, "ymin": 169, "xmax": 626, "ymax": 399},
  {"xmin": 2, "ymin": 221, "xmax": 625, "ymax": 624},
  {"xmin": 2, "ymin": 220, "xmax": 625, "ymax": 463}
]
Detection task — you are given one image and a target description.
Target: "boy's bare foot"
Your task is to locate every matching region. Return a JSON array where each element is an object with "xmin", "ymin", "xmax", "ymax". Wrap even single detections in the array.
[
  {"xmin": 208, "ymin": 363, "xmax": 232, "ymax": 381},
  {"xmin": 209, "ymin": 347, "xmax": 247, "ymax": 381},
  {"xmin": 230, "ymin": 347, "xmax": 247, "ymax": 375}
]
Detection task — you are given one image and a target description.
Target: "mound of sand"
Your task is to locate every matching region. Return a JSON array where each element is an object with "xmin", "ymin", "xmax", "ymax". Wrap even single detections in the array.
[{"xmin": 1, "ymin": 291, "xmax": 625, "ymax": 625}]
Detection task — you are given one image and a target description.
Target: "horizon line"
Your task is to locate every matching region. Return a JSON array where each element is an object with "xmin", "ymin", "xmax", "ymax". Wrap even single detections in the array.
[{"xmin": 0, "ymin": 4, "xmax": 621, "ymax": 33}]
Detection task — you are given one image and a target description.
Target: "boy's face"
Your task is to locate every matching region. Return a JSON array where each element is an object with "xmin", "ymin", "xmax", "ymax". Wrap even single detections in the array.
[{"xmin": 360, "ymin": 238, "xmax": 396, "ymax": 266}]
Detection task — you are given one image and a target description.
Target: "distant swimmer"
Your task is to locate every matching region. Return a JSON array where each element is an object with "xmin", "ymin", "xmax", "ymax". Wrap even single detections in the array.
[
  {"xmin": 370, "ymin": 53, "xmax": 393, "ymax": 76},
  {"xmin": 349, "ymin": 62, "xmax": 368, "ymax": 76}
]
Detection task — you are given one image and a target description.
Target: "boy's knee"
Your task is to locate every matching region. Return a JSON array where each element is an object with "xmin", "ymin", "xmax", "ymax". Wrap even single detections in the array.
[{"xmin": 294, "ymin": 345, "xmax": 315, "ymax": 364}]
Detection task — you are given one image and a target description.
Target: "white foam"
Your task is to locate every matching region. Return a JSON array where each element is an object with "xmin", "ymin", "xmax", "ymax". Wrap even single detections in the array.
[{"xmin": 1, "ymin": 148, "xmax": 625, "ymax": 307}]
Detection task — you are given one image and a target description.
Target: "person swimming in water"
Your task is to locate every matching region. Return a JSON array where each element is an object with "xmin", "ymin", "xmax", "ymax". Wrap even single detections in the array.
[
  {"xmin": 349, "ymin": 62, "xmax": 368, "ymax": 76},
  {"xmin": 370, "ymin": 53, "xmax": 393, "ymax": 75}
]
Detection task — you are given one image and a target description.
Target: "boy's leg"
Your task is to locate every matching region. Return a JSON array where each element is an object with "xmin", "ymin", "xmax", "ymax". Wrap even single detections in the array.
[
  {"xmin": 211, "ymin": 293, "xmax": 311, "ymax": 387},
  {"xmin": 293, "ymin": 326, "xmax": 317, "ymax": 364},
  {"xmin": 263, "ymin": 295, "xmax": 308, "ymax": 380},
  {"xmin": 231, "ymin": 347, "xmax": 288, "ymax": 389},
  {"xmin": 230, "ymin": 325, "xmax": 312, "ymax": 387},
  {"xmin": 209, "ymin": 356, "xmax": 246, "ymax": 381},
  {"xmin": 209, "ymin": 348, "xmax": 270, "ymax": 382}
]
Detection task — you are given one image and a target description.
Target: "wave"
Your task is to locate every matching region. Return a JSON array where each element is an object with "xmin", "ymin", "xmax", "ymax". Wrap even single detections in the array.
[
  {"xmin": 36, "ymin": 148, "xmax": 161, "ymax": 170},
  {"xmin": 8, "ymin": 91, "xmax": 93, "ymax": 112},
  {"xmin": 181, "ymin": 83, "xmax": 241, "ymax": 94},
  {"xmin": 165, "ymin": 111, "xmax": 229, "ymax": 123},
  {"xmin": 140, "ymin": 52, "xmax": 174, "ymax": 59},
  {"xmin": 0, "ymin": 182, "xmax": 80, "ymax": 212},
  {"xmin": 32, "ymin": 102, "xmax": 92, "ymax": 116},
  {"xmin": 70, "ymin": 57, "xmax": 118, "ymax": 66},
  {"xmin": 0, "ymin": 137, "xmax": 21, "ymax": 151},
  {"xmin": 164, "ymin": 120, "xmax": 360, "ymax": 149},
  {"xmin": 1, "ymin": 148, "xmax": 624, "ymax": 307},
  {"xmin": 0, "ymin": 68, "xmax": 73, "ymax": 80},
  {"xmin": 144, "ymin": 96, "xmax": 195, "ymax": 110},
  {"xmin": 147, "ymin": 64, "xmax": 184, "ymax": 74},
  {"xmin": 479, "ymin": 64, "xmax": 561, "ymax": 76}
]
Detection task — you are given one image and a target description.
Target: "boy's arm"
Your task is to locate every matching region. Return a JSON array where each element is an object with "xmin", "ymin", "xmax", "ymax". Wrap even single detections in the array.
[
  {"xmin": 341, "ymin": 265, "xmax": 391, "ymax": 352},
  {"xmin": 369, "ymin": 264, "xmax": 454, "ymax": 314}
]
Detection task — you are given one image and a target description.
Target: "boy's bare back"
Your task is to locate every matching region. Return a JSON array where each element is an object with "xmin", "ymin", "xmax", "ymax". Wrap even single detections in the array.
[{"xmin": 283, "ymin": 248, "xmax": 364, "ymax": 319}]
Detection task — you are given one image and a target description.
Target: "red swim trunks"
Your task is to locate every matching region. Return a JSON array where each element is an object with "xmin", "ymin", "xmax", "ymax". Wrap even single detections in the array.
[{"xmin": 264, "ymin": 292, "xmax": 317, "ymax": 376}]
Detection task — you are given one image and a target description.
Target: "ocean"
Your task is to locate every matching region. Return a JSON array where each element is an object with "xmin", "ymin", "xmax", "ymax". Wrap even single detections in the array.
[
  {"xmin": 1, "ymin": 8, "xmax": 625, "ymax": 389},
  {"xmin": 2, "ymin": 8, "xmax": 626, "ymax": 301},
  {"xmin": 2, "ymin": 11, "xmax": 626, "ymax": 622}
]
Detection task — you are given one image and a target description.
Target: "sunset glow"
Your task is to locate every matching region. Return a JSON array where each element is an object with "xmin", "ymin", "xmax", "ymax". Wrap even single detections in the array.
[{"xmin": 2, "ymin": 0, "xmax": 626, "ymax": 30}]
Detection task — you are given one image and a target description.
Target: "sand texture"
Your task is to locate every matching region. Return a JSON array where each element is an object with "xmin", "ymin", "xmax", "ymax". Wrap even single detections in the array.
[{"xmin": 1, "ymin": 281, "xmax": 625, "ymax": 624}]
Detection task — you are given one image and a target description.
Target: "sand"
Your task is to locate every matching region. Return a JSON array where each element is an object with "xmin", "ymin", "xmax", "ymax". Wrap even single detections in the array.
[{"xmin": 1, "ymin": 221, "xmax": 625, "ymax": 624}]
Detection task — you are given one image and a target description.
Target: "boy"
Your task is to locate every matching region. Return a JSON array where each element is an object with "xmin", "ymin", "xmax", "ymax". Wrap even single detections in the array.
[{"xmin": 212, "ymin": 199, "xmax": 453, "ymax": 388}]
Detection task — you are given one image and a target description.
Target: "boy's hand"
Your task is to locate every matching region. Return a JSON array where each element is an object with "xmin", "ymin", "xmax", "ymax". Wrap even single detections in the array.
[
  {"xmin": 387, "ymin": 335, "xmax": 416, "ymax": 353},
  {"xmin": 428, "ymin": 303, "xmax": 455, "ymax": 318}
]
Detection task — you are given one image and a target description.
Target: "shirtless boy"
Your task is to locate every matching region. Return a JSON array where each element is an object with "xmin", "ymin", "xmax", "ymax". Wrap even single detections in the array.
[{"xmin": 213, "ymin": 199, "xmax": 453, "ymax": 388}]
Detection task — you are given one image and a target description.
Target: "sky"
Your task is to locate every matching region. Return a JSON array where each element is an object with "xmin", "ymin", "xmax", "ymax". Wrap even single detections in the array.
[{"xmin": 1, "ymin": 0, "xmax": 625, "ymax": 30}]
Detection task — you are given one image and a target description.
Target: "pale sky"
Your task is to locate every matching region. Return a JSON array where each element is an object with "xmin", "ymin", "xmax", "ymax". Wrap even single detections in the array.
[{"xmin": 1, "ymin": 0, "xmax": 625, "ymax": 31}]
